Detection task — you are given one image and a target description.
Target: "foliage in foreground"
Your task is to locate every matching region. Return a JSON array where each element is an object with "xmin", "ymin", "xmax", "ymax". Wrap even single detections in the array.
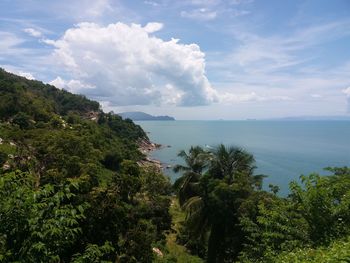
[
  {"xmin": 275, "ymin": 236, "xmax": 350, "ymax": 263},
  {"xmin": 174, "ymin": 145, "xmax": 350, "ymax": 263},
  {"xmin": 174, "ymin": 145, "xmax": 264, "ymax": 262}
]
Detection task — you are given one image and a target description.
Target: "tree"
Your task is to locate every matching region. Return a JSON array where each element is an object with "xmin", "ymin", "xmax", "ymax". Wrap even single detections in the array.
[
  {"xmin": 208, "ymin": 144, "xmax": 255, "ymax": 184},
  {"xmin": 12, "ymin": 112, "xmax": 32, "ymax": 129},
  {"xmin": 176, "ymin": 144, "xmax": 258, "ymax": 262},
  {"xmin": 238, "ymin": 194, "xmax": 309, "ymax": 262},
  {"xmin": 289, "ymin": 168, "xmax": 350, "ymax": 246},
  {"xmin": 0, "ymin": 171, "xmax": 89, "ymax": 262},
  {"xmin": 173, "ymin": 146, "xmax": 210, "ymax": 175},
  {"xmin": 239, "ymin": 167, "xmax": 350, "ymax": 262},
  {"xmin": 173, "ymin": 146, "xmax": 209, "ymax": 206}
]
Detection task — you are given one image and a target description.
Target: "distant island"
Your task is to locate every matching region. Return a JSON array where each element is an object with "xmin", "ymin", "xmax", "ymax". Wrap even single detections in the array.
[{"xmin": 118, "ymin": 111, "xmax": 175, "ymax": 121}]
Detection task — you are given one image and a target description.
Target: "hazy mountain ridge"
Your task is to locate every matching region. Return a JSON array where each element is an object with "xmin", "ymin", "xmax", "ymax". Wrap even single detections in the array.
[{"xmin": 119, "ymin": 111, "xmax": 175, "ymax": 121}]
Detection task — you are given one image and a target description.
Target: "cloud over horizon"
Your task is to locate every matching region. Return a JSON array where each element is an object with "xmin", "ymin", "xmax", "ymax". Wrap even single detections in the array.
[
  {"xmin": 45, "ymin": 22, "xmax": 218, "ymax": 106},
  {"xmin": 342, "ymin": 87, "xmax": 350, "ymax": 112}
]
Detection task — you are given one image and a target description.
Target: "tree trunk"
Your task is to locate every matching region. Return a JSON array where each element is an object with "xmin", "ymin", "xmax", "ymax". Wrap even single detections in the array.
[{"xmin": 207, "ymin": 223, "xmax": 224, "ymax": 263}]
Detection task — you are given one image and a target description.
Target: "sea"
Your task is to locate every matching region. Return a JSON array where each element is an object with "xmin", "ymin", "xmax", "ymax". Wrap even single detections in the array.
[{"xmin": 136, "ymin": 120, "xmax": 350, "ymax": 195}]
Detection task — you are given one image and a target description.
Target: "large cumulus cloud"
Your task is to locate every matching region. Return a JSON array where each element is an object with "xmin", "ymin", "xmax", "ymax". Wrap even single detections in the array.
[{"xmin": 45, "ymin": 22, "xmax": 218, "ymax": 106}]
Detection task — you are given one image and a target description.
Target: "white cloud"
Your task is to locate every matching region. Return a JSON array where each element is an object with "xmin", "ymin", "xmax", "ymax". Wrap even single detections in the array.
[
  {"xmin": 179, "ymin": 0, "xmax": 251, "ymax": 21},
  {"xmin": 44, "ymin": 22, "xmax": 218, "ymax": 106},
  {"xmin": 219, "ymin": 91, "xmax": 291, "ymax": 103},
  {"xmin": 49, "ymin": 76, "xmax": 66, "ymax": 89},
  {"xmin": 144, "ymin": 1, "xmax": 160, "ymax": 7},
  {"xmin": 229, "ymin": 0, "xmax": 254, "ymax": 5},
  {"xmin": 205, "ymin": 21, "xmax": 350, "ymax": 114},
  {"xmin": 3, "ymin": 66, "xmax": 35, "ymax": 80},
  {"xmin": 0, "ymin": 32, "xmax": 23, "ymax": 54},
  {"xmin": 53, "ymin": 0, "xmax": 114, "ymax": 20},
  {"xmin": 230, "ymin": 9, "xmax": 250, "ymax": 17},
  {"xmin": 144, "ymin": 22, "xmax": 163, "ymax": 33},
  {"xmin": 23, "ymin": 28, "xmax": 42, "ymax": 38},
  {"xmin": 342, "ymin": 87, "xmax": 350, "ymax": 97},
  {"xmin": 228, "ymin": 20, "xmax": 350, "ymax": 73},
  {"xmin": 0, "ymin": 31, "xmax": 47, "ymax": 65},
  {"xmin": 181, "ymin": 8, "xmax": 217, "ymax": 21},
  {"xmin": 189, "ymin": 0, "xmax": 221, "ymax": 6},
  {"xmin": 84, "ymin": 0, "xmax": 112, "ymax": 18},
  {"xmin": 343, "ymin": 87, "xmax": 350, "ymax": 112},
  {"xmin": 49, "ymin": 76, "xmax": 95, "ymax": 93},
  {"xmin": 16, "ymin": 71, "xmax": 35, "ymax": 80}
]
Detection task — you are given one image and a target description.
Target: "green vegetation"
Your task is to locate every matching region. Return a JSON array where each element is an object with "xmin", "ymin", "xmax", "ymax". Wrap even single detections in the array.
[
  {"xmin": 275, "ymin": 236, "xmax": 350, "ymax": 262},
  {"xmin": 0, "ymin": 69, "xmax": 171, "ymax": 262},
  {"xmin": 173, "ymin": 146, "xmax": 350, "ymax": 262},
  {"xmin": 1, "ymin": 69, "xmax": 350, "ymax": 262},
  {"xmin": 155, "ymin": 198, "xmax": 204, "ymax": 263}
]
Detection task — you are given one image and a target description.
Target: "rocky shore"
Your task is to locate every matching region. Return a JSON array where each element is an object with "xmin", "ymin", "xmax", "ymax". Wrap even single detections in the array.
[{"xmin": 137, "ymin": 139, "xmax": 163, "ymax": 171}]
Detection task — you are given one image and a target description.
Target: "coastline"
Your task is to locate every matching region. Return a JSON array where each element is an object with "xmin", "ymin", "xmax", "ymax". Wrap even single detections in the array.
[{"xmin": 137, "ymin": 138, "xmax": 163, "ymax": 171}]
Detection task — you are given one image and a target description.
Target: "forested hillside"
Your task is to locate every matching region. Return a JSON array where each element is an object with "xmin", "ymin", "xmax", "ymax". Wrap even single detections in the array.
[{"xmin": 0, "ymin": 69, "xmax": 172, "ymax": 262}]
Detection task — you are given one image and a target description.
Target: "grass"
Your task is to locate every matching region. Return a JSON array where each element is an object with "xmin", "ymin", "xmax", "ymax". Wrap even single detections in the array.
[
  {"xmin": 0, "ymin": 143, "xmax": 16, "ymax": 155},
  {"xmin": 154, "ymin": 197, "xmax": 204, "ymax": 263}
]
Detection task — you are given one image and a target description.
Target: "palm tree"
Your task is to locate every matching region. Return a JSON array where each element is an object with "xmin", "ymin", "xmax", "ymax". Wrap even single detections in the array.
[
  {"xmin": 206, "ymin": 144, "xmax": 257, "ymax": 262},
  {"xmin": 182, "ymin": 194, "xmax": 209, "ymax": 245},
  {"xmin": 178, "ymin": 144, "xmax": 258, "ymax": 263},
  {"xmin": 173, "ymin": 146, "xmax": 209, "ymax": 206},
  {"xmin": 209, "ymin": 144, "xmax": 256, "ymax": 184},
  {"xmin": 173, "ymin": 146, "xmax": 209, "ymax": 175}
]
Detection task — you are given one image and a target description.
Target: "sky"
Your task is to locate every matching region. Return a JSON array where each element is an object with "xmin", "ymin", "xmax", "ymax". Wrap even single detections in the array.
[{"xmin": 1, "ymin": 0, "xmax": 350, "ymax": 120}]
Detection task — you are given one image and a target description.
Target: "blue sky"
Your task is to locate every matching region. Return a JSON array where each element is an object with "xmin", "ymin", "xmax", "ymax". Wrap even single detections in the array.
[{"xmin": 1, "ymin": 0, "xmax": 350, "ymax": 119}]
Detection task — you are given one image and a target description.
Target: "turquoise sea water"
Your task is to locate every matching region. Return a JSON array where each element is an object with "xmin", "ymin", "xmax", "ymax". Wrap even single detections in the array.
[{"xmin": 137, "ymin": 120, "xmax": 350, "ymax": 195}]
